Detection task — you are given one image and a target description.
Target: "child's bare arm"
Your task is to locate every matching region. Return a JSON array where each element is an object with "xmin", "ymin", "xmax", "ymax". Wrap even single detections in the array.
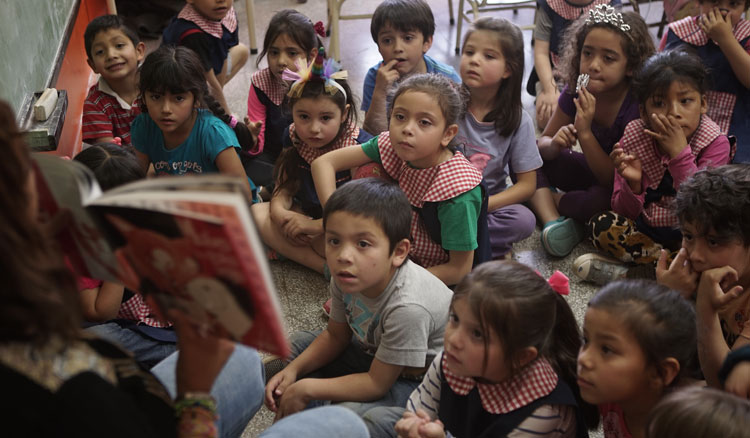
[
  {"xmin": 265, "ymin": 319, "xmax": 352, "ymax": 412},
  {"xmin": 696, "ymin": 265, "xmax": 746, "ymax": 387},
  {"xmin": 214, "ymin": 148, "xmax": 253, "ymax": 197},
  {"xmin": 538, "ymin": 106, "xmax": 575, "ymax": 160},
  {"xmin": 78, "ymin": 281, "xmax": 125, "ymax": 322},
  {"xmin": 363, "ymin": 59, "xmax": 400, "ymax": 135},
  {"xmin": 534, "ymin": 39, "xmax": 559, "ymax": 128},
  {"xmin": 311, "ymin": 146, "xmax": 371, "ymax": 206},
  {"xmin": 205, "ymin": 69, "xmax": 232, "ymax": 114},
  {"xmin": 275, "ymin": 357, "xmax": 404, "ymax": 420},
  {"xmin": 487, "ymin": 170, "xmax": 536, "ymax": 212},
  {"xmin": 702, "ymin": 8, "xmax": 750, "ymax": 89},
  {"xmin": 428, "ymin": 250, "xmax": 474, "ymax": 286}
]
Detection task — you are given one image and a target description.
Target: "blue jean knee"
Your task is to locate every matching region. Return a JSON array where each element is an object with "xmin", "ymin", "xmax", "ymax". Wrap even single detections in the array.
[
  {"xmin": 259, "ymin": 406, "xmax": 369, "ymax": 438},
  {"xmin": 362, "ymin": 405, "xmax": 406, "ymax": 438},
  {"xmin": 151, "ymin": 344, "xmax": 264, "ymax": 438}
]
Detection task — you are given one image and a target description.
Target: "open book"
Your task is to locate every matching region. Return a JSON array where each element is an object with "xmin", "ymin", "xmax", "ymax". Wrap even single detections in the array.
[{"xmin": 33, "ymin": 154, "xmax": 289, "ymax": 357}]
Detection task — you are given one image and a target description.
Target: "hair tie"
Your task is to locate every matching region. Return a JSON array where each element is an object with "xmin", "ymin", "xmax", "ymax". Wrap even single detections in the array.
[
  {"xmin": 112, "ymin": 137, "xmax": 122, "ymax": 146},
  {"xmin": 547, "ymin": 270, "xmax": 570, "ymax": 295},
  {"xmin": 228, "ymin": 115, "xmax": 239, "ymax": 129},
  {"xmin": 314, "ymin": 21, "xmax": 326, "ymax": 38},
  {"xmin": 586, "ymin": 4, "xmax": 630, "ymax": 32},
  {"xmin": 282, "ymin": 46, "xmax": 348, "ymax": 99}
]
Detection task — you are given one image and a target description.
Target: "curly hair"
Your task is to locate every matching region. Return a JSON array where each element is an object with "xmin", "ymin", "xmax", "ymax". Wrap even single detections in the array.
[
  {"xmin": 558, "ymin": 11, "xmax": 654, "ymax": 93},
  {"xmin": 0, "ymin": 100, "xmax": 81, "ymax": 345},
  {"xmin": 675, "ymin": 164, "xmax": 750, "ymax": 246}
]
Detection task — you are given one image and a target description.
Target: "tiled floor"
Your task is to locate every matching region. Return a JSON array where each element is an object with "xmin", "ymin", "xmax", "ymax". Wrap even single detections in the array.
[{"xmin": 214, "ymin": 0, "xmax": 667, "ymax": 436}]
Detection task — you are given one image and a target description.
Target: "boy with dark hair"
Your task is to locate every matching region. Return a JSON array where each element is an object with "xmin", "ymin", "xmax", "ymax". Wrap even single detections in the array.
[
  {"xmin": 362, "ymin": 0, "xmax": 460, "ymax": 135},
  {"xmin": 82, "ymin": 15, "xmax": 146, "ymax": 146},
  {"xmin": 264, "ymin": 178, "xmax": 452, "ymax": 435},
  {"xmin": 657, "ymin": 164, "xmax": 750, "ymax": 387}
]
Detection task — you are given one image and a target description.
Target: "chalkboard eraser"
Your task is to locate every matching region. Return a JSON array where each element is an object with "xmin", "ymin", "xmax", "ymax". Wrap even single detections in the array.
[
  {"xmin": 26, "ymin": 89, "xmax": 67, "ymax": 151},
  {"xmin": 34, "ymin": 88, "xmax": 58, "ymax": 121}
]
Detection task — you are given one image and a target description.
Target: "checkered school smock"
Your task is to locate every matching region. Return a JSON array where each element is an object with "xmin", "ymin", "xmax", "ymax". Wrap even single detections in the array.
[
  {"xmin": 668, "ymin": 17, "xmax": 750, "ymax": 134},
  {"xmin": 177, "ymin": 4, "xmax": 237, "ymax": 37},
  {"xmin": 376, "ymin": 133, "xmax": 483, "ymax": 268},
  {"xmin": 620, "ymin": 116, "xmax": 723, "ymax": 227},
  {"xmin": 289, "ymin": 123, "xmax": 362, "ymax": 164},
  {"xmin": 443, "ymin": 354, "xmax": 558, "ymax": 414},
  {"xmin": 251, "ymin": 68, "xmax": 287, "ymax": 106}
]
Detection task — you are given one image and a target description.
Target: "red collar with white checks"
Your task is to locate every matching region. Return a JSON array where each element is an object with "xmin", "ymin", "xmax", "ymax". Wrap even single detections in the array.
[
  {"xmin": 669, "ymin": 16, "xmax": 750, "ymax": 46},
  {"xmin": 621, "ymin": 116, "xmax": 721, "ymax": 190},
  {"xmin": 546, "ymin": 0, "xmax": 612, "ymax": 21},
  {"xmin": 375, "ymin": 132, "xmax": 482, "ymax": 208},
  {"xmin": 178, "ymin": 4, "xmax": 237, "ymax": 39},
  {"xmin": 252, "ymin": 68, "xmax": 287, "ymax": 106},
  {"xmin": 442, "ymin": 353, "xmax": 559, "ymax": 414},
  {"xmin": 289, "ymin": 123, "xmax": 361, "ymax": 164}
]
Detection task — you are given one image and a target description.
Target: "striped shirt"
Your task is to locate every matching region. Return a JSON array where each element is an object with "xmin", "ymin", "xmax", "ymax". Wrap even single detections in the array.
[
  {"xmin": 82, "ymin": 77, "xmax": 141, "ymax": 146},
  {"xmin": 407, "ymin": 353, "xmax": 577, "ymax": 437}
]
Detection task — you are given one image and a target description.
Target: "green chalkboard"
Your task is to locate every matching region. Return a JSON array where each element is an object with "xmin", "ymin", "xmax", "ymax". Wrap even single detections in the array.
[{"xmin": 0, "ymin": 0, "xmax": 79, "ymax": 116}]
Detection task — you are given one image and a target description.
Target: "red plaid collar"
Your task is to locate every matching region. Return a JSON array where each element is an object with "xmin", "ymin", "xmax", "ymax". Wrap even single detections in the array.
[
  {"xmin": 289, "ymin": 123, "xmax": 361, "ymax": 164},
  {"xmin": 669, "ymin": 16, "xmax": 750, "ymax": 46},
  {"xmin": 442, "ymin": 353, "xmax": 558, "ymax": 414},
  {"xmin": 252, "ymin": 68, "xmax": 287, "ymax": 106},
  {"xmin": 117, "ymin": 293, "xmax": 171, "ymax": 328},
  {"xmin": 621, "ymin": 116, "xmax": 721, "ymax": 190},
  {"xmin": 178, "ymin": 4, "xmax": 237, "ymax": 39},
  {"xmin": 547, "ymin": 0, "xmax": 612, "ymax": 21},
  {"xmin": 376, "ymin": 132, "xmax": 482, "ymax": 208}
]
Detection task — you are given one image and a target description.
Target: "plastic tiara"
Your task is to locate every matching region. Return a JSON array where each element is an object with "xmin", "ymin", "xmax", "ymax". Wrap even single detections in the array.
[
  {"xmin": 586, "ymin": 4, "xmax": 630, "ymax": 32},
  {"xmin": 282, "ymin": 47, "xmax": 348, "ymax": 99}
]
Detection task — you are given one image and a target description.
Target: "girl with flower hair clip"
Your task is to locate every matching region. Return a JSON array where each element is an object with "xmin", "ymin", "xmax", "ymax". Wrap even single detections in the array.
[
  {"xmin": 251, "ymin": 48, "xmax": 371, "ymax": 274},
  {"xmin": 245, "ymin": 9, "xmax": 325, "ymax": 190}
]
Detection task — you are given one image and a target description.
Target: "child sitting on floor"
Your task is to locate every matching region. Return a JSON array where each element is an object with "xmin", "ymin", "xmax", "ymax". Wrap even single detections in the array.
[
  {"xmin": 574, "ymin": 50, "xmax": 732, "ymax": 285},
  {"xmin": 264, "ymin": 178, "xmax": 453, "ymax": 434},
  {"xmin": 82, "ymin": 15, "xmax": 145, "ymax": 146}
]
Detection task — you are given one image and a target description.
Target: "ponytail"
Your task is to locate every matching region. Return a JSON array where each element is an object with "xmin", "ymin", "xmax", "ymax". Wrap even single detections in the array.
[
  {"xmin": 203, "ymin": 93, "xmax": 257, "ymax": 155},
  {"xmin": 551, "ymin": 292, "xmax": 600, "ymax": 429}
]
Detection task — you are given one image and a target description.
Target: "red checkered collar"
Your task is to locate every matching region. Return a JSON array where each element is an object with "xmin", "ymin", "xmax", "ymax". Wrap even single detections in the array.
[
  {"xmin": 622, "ymin": 116, "xmax": 721, "ymax": 189},
  {"xmin": 178, "ymin": 4, "xmax": 237, "ymax": 39},
  {"xmin": 546, "ymin": 0, "xmax": 611, "ymax": 21},
  {"xmin": 441, "ymin": 353, "xmax": 558, "ymax": 414},
  {"xmin": 289, "ymin": 122, "xmax": 361, "ymax": 164},
  {"xmin": 669, "ymin": 16, "xmax": 750, "ymax": 46},
  {"xmin": 252, "ymin": 68, "xmax": 287, "ymax": 106},
  {"xmin": 376, "ymin": 133, "xmax": 483, "ymax": 207}
]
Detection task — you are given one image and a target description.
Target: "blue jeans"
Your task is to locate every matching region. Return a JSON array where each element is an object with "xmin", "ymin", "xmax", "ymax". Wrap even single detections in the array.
[
  {"xmin": 259, "ymin": 406, "xmax": 369, "ymax": 438},
  {"xmin": 85, "ymin": 322, "xmax": 177, "ymax": 368},
  {"xmin": 151, "ymin": 344, "xmax": 264, "ymax": 438},
  {"xmin": 290, "ymin": 330, "xmax": 420, "ymax": 434}
]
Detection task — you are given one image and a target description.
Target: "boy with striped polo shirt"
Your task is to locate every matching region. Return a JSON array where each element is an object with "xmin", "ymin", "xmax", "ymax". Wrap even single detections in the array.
[{"xmin": 82, "ymin": 15, "xmax": 145, "ymax": 146}]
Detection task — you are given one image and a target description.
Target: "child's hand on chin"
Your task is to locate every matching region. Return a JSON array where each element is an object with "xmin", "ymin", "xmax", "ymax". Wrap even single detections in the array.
[{"xmin": 696, "ymin": 265, "xmax": 745, "ymax": 312}]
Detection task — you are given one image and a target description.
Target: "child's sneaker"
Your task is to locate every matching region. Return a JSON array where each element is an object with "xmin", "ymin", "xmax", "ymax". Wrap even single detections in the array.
[
  {"xmin": 541, "ymin": 217, "xmax": 586, "ymax": 257},
  {"xmin": 573, "ymin": 253, "xmax": 629, "ymax": 285},
  {"xmin": 263, "ymin": 355, "xmax": 287, "ymax": 383}
]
